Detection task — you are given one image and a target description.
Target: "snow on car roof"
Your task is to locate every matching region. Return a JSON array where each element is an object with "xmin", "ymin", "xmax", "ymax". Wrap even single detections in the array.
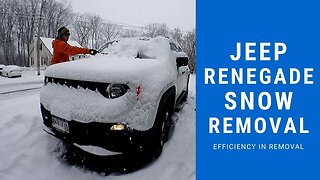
[
  {"xmin": 101, "ymin": 36, "xmax": 171, "ymax": 59},
  {"xmin": 2, "ymin": 65, "xmax": 21, "ymax": 71}
]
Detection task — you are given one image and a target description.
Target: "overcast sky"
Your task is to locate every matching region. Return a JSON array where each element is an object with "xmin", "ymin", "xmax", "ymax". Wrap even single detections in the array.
[{"xmin": 65, "ymin": 0, "xmax": 195, "ymax": 31}]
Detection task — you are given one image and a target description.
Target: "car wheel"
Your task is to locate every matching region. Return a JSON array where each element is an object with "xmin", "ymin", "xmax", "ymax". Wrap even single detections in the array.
[
  {"xmin": 152, "ymin": 96, "xmax": 174, "ymax": 154},
  {"xmin": 181, "ymin": 87, "xmax": 189, "ymax": 103},
  {"xmin": 158, "ymin": 109, "xmax": 171, "ymax": 146}
]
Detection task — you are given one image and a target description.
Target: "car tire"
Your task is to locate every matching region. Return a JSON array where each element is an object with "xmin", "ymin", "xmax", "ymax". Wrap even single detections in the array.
[
  {"xmin": 151, "ymin": 94, "xmax": 175, "ymax": 155},
  {"xmin": 158, "ymin": 105, "xmax": 172, "ymax": 145}
]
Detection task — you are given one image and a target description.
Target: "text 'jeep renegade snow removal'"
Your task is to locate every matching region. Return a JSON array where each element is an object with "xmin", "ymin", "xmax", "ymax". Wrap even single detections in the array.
[{"xmin": 40, "ymin": 37, "xmax": 190, "ymax": 156}]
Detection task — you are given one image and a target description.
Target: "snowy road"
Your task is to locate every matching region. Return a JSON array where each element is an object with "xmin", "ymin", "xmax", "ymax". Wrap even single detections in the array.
[
  {"xmin": 0, "ymin": 73, "xmax": 195, "ymax": 180},
  {"xmin": 0, "ymin": 81, "xmax": 42, "ymax": 95},
  {"xmin": 0, "ymin": 71, "xmax": 43, "ymax": 95}
]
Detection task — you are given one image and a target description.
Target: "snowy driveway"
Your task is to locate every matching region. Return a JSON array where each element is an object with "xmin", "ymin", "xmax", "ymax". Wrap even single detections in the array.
[{"xmin": 0, "ymin": 73, "xmax": 195, "ymax": 180}]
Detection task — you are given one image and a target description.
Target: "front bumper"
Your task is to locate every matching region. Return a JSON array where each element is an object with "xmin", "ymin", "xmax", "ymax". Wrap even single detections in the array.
[{"xmin": 41, "ymin": 104, "xmax": 154, "ymax": 154}]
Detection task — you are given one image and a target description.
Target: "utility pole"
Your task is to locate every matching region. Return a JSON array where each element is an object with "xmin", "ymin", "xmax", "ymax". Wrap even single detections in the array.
[{"xmin": 36, "ymin": 0, "xmax": 45, "ymax": 76}]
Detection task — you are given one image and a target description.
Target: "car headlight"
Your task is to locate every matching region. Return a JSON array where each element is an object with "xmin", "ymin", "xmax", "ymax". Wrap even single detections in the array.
[
  {"xmin": 106, "ymin": 83, "xmax": 128, "ymax": 99},
  {"xmin": 110, "ymin": 124, "xmax": 127, "ymax": 131}
]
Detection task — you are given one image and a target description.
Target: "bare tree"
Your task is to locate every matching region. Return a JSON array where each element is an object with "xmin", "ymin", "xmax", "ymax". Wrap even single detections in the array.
[
  {"xmin": 71, "ymin": 13, "xmax": 123, "ymax": 49},
  {"xmin": 143, "ymin": 23, "xmax": 169, "ymax": 38},
  {"xmin": 15, "ymin": 3, "xmax": 27, "ymax": 66},
  {"xmin": 101, "ymin": 22, "xmax": 122, "ymax": 42},
  {"xmin": 13, "ymin": 0, "xmax": 40, "ymax": 66},
  {"xmin": 42, "ymin": 0, "xmax": 72, "ymax": 38},
  {"xmin": 0, "ymin": 0, "xmax": 18, "ymax": 65},
  {"xmin": 170, "ymin": 27, "xmax": 183, "ymax": 44},
  {"xmin": 71, "ymin": 13, "xmax": 93, "ymax": 47},
  {"xmin": 89, "ymin": 15, "xmax": 104, "ymax": 49},
  {"xmin": 25, "ymin": 0, "xmax": 41, "ymax": 67},
  {"xmin": 121, "ymin": 28, "xmax": 142, "ymax": 38},
  {"xmin": 181, "ymin": 29, "xmax": 196, "ymax": 73}
]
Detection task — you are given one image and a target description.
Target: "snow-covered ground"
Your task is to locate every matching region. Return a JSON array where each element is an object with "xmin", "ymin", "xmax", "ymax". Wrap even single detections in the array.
[{"xmin": 0, "ymin": 70, "xmax": 195, "ymax": 180}]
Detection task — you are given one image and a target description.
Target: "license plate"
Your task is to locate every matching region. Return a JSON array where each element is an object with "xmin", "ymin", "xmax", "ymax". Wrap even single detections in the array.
[{"xmin": 52, "ymin": 116, "xmax": 69, "ymax": 133}]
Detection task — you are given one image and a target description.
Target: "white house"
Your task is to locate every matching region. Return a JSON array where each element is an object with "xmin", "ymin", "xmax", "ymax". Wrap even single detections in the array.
[{"xmin": 29, "ymin": 37, "xmax": 88, "ymax": 68}]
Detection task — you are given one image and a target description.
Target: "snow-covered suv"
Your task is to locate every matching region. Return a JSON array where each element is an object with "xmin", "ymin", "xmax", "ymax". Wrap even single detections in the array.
[{"xmin": 40, "ymin": 37, "xmax": 190, "ymax": 155}]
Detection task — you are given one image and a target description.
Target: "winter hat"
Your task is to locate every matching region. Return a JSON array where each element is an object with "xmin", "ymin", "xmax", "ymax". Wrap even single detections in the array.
[{"xmin": 57, "ymin": 27, "xmax": 70, "ymax": 39}]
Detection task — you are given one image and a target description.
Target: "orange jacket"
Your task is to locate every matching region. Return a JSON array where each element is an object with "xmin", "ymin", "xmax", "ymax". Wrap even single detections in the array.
[{"xmin": 50, "ymin": 39, "xmax": 90, "ymax": 65}]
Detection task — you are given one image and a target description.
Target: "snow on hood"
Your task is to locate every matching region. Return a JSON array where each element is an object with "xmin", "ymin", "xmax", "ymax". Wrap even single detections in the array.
[{"xmin": 45, "ymin": 55, "xmax": 165, "ymax": 84}]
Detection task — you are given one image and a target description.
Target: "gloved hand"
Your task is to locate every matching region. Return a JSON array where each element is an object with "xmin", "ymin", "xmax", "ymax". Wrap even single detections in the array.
[{"xmin": 89, "ymin": 49, "xmax": 99, "ymax": 55}]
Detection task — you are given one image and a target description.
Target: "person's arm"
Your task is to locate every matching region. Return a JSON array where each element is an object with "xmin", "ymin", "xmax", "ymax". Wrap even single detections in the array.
[{"xmin": 56, "ymin": 41, "xmax": 90, "ymax": 55}]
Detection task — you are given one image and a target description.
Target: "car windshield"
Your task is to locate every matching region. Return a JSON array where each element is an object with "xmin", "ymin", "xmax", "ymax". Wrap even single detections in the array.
[{"xmin": 98, "ymin": 37, "xmax": 170, "ymax": 60}]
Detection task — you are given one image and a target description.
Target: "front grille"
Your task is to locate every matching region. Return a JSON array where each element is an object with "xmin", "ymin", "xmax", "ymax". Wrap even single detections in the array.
[{"xmin": 45, "ymin": 76, "xmax": 110, "ymax": 96}]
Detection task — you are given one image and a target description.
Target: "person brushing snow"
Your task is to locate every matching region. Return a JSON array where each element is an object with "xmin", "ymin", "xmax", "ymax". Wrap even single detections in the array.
[{"xmin": 50, "ymin": 27, "xmax": 98, "ymax": 65}]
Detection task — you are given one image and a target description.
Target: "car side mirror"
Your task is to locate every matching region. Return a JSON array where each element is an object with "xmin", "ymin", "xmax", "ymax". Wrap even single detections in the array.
[{"xmin": 176, "ymin": 57, "xmax": 189, "ymax": 68}]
